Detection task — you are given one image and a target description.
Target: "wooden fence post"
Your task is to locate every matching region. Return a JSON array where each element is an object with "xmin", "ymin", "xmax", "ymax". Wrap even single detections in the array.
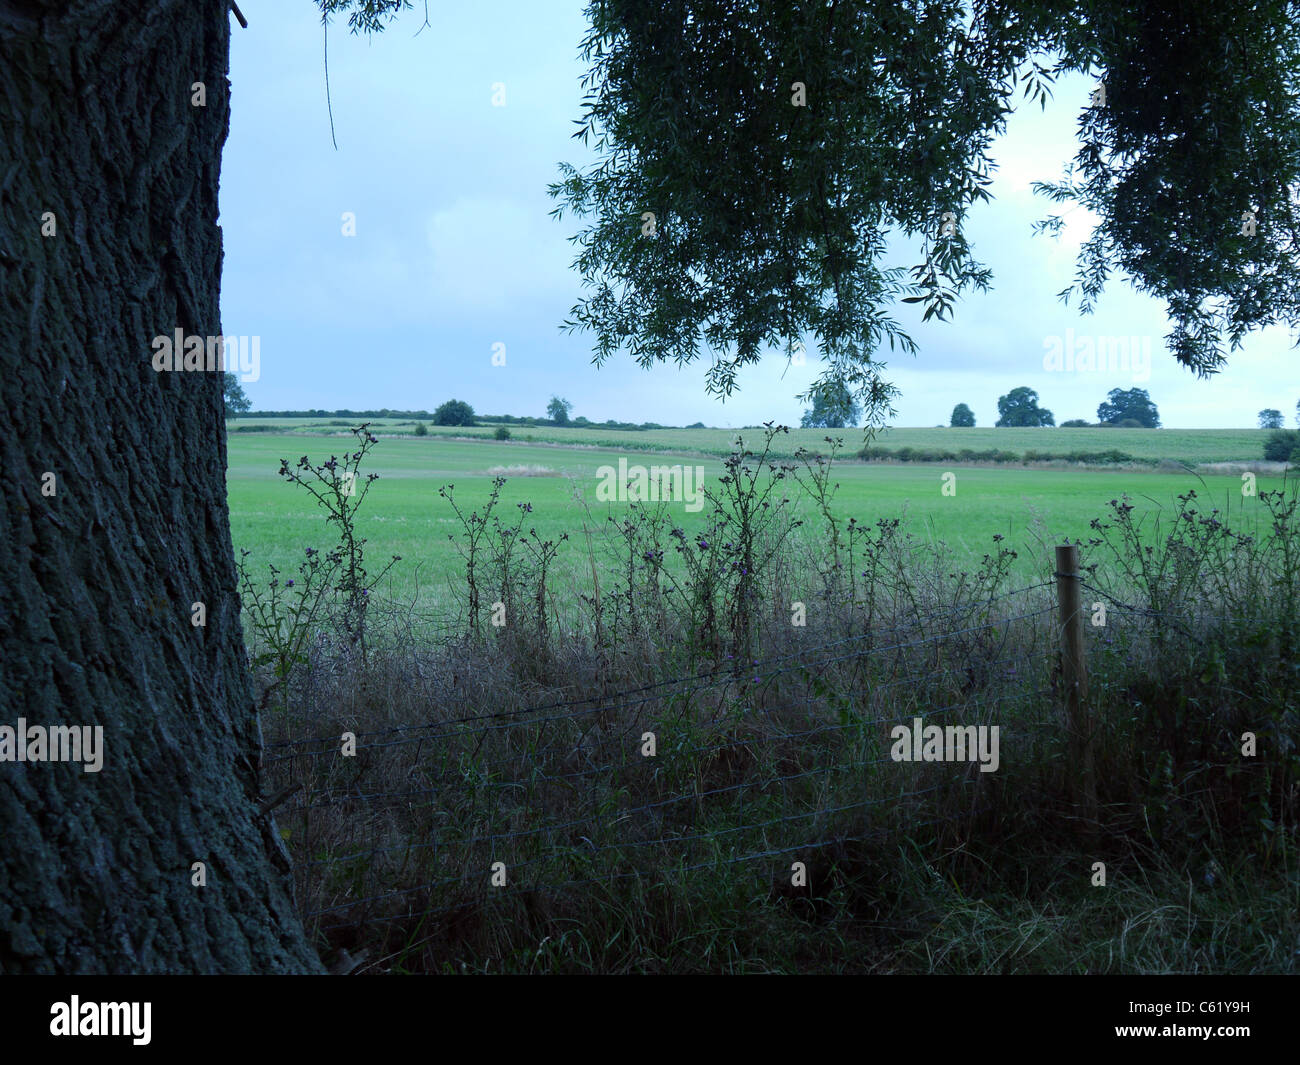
[{"xmin": 1054, "ymin": 544, "xmax": 1096, "ymax": 825}]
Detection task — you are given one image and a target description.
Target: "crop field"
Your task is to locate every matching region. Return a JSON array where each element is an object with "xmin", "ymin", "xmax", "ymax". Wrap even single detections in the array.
[
  {"xmin": 227, "ymin": 422, "xmax": 1291, "ymax": 616},
  {"xmin": 228, "ymin": 416, "xmax": 1273, "ymax": 464}
]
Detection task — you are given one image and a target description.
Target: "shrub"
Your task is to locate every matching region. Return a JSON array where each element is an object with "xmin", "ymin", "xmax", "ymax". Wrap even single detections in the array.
[
  {"xmin": 858, "ymin": 445, "xmax": 1025, "ymax": 464},
  {"xmin": 1262, "ymin": 430, "xmax": 1300, "ymax": 462},
  {"xmin": 434, "ymin": 399, "xmax": 476, "ymax": 427},
  {"xmin": 414, "ymin": 422, "xmax": 428, "ymax": 436},
  {"xmin": 494, "ymin": 426, "xmax": 511, "ymax": 440},
  {"xmin": 1024, "ymin": 448, "xmax": 1142, "ymax": 465},
  {"xmin": 1060, "ymin": 419, "xmax": 1092, "ymax": 428},
  {"xmin": 1114, "ymin": 418, "xmax": 1145, "ymax": 428},
  {"xmin": 1069, "ymin": 449, "xmax": 1138, "ymax": 465}
]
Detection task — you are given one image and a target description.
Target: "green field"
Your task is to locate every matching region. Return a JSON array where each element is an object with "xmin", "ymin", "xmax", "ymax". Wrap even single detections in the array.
[
  {"xmin": 229, "ymin": 417, "xmax": 1275, "ymax": 464},
  {"xmin": 227, "ymin": 423, "xmax": 1291, "ymax": 614}
]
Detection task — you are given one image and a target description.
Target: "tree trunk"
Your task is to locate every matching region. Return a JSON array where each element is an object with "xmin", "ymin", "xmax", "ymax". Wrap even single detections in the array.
[{"xmin": 0, "ymin": 0, "xmax": 323, "ymax": 973}]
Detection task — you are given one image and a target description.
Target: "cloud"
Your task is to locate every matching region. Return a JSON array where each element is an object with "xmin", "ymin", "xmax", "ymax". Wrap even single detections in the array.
[{"xmin": 424, "ymin": 196, "xmax": 572, "ymax": 316}]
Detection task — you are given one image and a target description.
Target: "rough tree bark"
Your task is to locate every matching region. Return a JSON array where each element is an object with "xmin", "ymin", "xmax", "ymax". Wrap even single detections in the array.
[{"xmin": 0, "ymin": 0, "xmax": 323, "ymax": 973}]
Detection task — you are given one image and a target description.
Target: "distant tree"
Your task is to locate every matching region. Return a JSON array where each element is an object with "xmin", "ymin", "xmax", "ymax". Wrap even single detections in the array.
[
  {"xmin": 1263, "ymin": 429, "xmax": 1300, "ymax": 461},
  {"xmin": 950, "ymin": 403, "xmax": 975, "ymax": 427},
  {"xmin": 413, "ymin": 422, "xmax": 428, "ymax": 436},
  {"xmin": 995, "ymin": 387, "xmax": 1055, "ymax": 427},
  {"xmin": 1097, "ymin": 388, "xmax": 1160, "ymax": 427},
  {"xmin": 1295, "ymin": 399, "xmax": 1300, "ymax": 427},
  {"xmin": 1060, "ymin": 418, "xmax": 1092, "ymax": 427},
  {"xmin": 1259, "ymin": 408, "xmax": 1284, "ymax": 429},
  {"xmin": 800, "ymin": 379, "xmax": 861, "ymax": 428},
  {"xmin": 494, "ymin": 426, "xmax": 511, "ymax": 440},
  {"xmin": 434, "ymin": 399, "xmax": 476, "ymax": 427},
  {"xmin": 687, "ymin": 421, "xmax": 707, "ymax": 428},
  {"xmin": 547, "ymin": 396, "xmax": 574, "ymax": 424},
  {"xmin": 223, "ymin": 373, "xmax": 251, "ymax": 419}
]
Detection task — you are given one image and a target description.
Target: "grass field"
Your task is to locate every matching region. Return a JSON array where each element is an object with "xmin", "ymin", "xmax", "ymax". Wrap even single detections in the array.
[
  {"xmin": 228, "ymin": 416, "xmax": 1276, "ymax": 463},
  {"xmin": 227, "ymin": 422, "xmax": 1292, "ymax": 615}
]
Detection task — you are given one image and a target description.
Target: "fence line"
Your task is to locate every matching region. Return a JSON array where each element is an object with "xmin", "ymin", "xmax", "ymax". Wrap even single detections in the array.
[
  {"xmin": 305, "ymin": 707, "xmax": 979, "ymax": 872},
  {"xmin": 262, "ymin": 579, "xmax": 1061, "ymax": 942},
  {"xmin": 261, "ymin": 579, "xmax": 1055, "ymax": 753},
  {"xmin": 250, "ymin": 521, "xmax": 1297, "ymax": 961},
  {"xmin": 278, "ymin": 652, "xmax": 1038, "ymax": 815},
  {"xmin": 264, "ymin": 603, "xmax": 1055, "ymax": 766},
  {"xmin": 272, "ymin": 647, "xmax": 1036, "ymax": 786}
]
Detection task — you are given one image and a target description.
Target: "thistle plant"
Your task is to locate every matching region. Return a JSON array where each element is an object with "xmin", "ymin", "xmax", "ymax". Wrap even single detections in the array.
[
  {"xmin": 237, "ymin": 545, "xmax": 342, "ymax": 712},
  {"xmin": 276, "ymin": 424, "xmax": 402, "ymax": 661}
]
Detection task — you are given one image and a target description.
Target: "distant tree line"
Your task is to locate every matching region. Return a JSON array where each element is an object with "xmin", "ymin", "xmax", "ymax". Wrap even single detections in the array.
[
  {"xmin": 241, "ymin": 407, "xmax": 440, "ymax": 419},
  {"xmin": 235, "ymin": 402, "xmax": 679, "ymax": 432},
  {"xmin": 234, "ymin": 388, "xmax": 1295, "ymax": 439},
  {"xmin": 947, "ymin": 387, "xmax": 1163, "ymax": 428},
  {"xmin": 948, "ymin": 388, "xmax": 1300, "ymax": 433}
]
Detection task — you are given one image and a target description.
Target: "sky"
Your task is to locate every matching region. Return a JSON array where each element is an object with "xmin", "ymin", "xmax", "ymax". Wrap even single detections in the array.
[{"xmin": 220, "ymin": 0, "xmax": 1298, "ymax": 430}]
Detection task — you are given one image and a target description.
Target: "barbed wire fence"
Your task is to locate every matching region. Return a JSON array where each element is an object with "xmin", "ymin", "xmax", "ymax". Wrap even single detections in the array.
[
  {"xmin": 253, "ymin": 565, "xmax": 1103, "ymax": 969},
  {"xmin": 256, "ymin": 534, "xmax": 1294, "ymax": 971},
  {"xmin": 265, "ymin": 548, "xmax": 1292, "ymax": 970}
]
